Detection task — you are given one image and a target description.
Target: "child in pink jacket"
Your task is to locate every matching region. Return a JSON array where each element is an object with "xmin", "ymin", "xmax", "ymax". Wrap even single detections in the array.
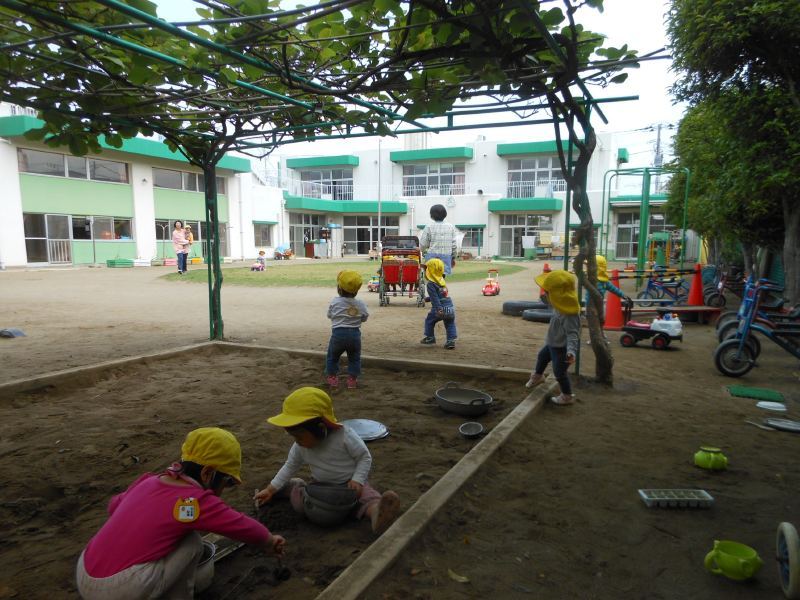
[{"xmin": 76, "ymin": 428, "xmax": 285, "ymax": 599}]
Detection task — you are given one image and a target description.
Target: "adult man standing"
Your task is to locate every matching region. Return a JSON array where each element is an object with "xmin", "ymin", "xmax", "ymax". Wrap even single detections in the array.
[{"xmin": 419, "ymin": 204, "xmax": 458, "ymax": 275}]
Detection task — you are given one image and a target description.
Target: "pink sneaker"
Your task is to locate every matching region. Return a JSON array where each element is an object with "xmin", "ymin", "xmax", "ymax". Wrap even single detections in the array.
[
  {"xmin": 346, "ymin": 375, "xmax": 358, "ymax": 389},
  {"xmin": 326, "ymin": 375, "xmax": 339, "ymax": 388}
]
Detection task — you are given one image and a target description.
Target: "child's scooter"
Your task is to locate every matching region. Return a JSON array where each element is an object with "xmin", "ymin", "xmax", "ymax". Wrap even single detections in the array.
[
  {"xmin": 482, "ymin": 269, "xmax": 500, "ymax": 296},
  {"xmin": 367, "ymin": 274, "xmax": 380, "ymax": 293},
  {"xmin": 619, "ymin": 302, "xmax": 683, "ymax": 350}
]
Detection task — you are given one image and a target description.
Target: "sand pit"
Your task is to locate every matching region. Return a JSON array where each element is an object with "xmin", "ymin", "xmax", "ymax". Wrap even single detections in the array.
[{"xmin": 0, "ymin": 344, "xmax": 528, "ymax": 599}]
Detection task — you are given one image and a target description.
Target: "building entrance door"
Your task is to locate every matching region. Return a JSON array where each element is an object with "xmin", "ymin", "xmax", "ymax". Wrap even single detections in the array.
[{"xmin": 23, "ymin": 213, "xmax": 72, "ymax": 264}]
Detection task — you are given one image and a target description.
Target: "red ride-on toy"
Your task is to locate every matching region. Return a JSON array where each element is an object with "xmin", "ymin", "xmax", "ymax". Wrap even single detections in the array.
[
  {"xmin": 619, "ymin": 301, "xmax": 683, "ymax": 350},
  {"xmin": 367, "ymin": 274, "xmax": 380, "ymax": 293},
  {"xmin": 482, "ymin": 269, "xmax": 500, "ymax": 296}
]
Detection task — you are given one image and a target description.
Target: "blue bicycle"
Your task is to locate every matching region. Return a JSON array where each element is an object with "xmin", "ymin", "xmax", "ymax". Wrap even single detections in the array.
[{"xmin": 636, "ymin": 274, "xmax": 689, "ymax": 307}]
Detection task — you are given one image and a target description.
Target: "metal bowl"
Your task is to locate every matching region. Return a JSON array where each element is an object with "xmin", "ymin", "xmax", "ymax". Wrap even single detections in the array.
[
  {"xmin": 302, "ymin": 483, "xmax": 358, "ymax": 527},
  {"xmin": 434, "ymin": 382, "xmax": 493, "ymax": 417},
  {"xmin": 459, "ymin": 422, "xmax": 485, "ymax": 439},
  {"xmin": 195, "ymin": 540, "xmax": 216, "ymax": 593}
]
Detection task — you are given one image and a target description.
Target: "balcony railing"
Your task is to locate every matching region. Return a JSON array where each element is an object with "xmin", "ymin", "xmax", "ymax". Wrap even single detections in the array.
[
  {"xmin": 505, "ymin": 179, "xmax": 566, "ymax": 198},
  {"xmin": 288, "ymin": 180, "xmax": 354, "ymax": 201},
  {"xmin": 400, "ymin": 183, "xmax": 466, "ymax": 197}
]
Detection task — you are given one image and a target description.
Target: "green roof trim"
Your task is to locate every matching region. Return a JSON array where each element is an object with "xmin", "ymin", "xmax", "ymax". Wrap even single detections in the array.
[
  {"xmin": 0, "ymin": 115, "xmax": 251, "ymax": 172},
  {"xmin": 488, "ymin": 198, "xmax": 563, "ymax": 212},
  {"xmin": 416, "ymin": 224, "xmax": 426, "ymax": 229},
  {"xmin": 252, "ymin": 220, "xmax": 278, "ymax": 225},
  {"xmin": 568, "ymin": 223, "xmax": 601, "ymax": 229},
  {"xmin": 496, "ymin": 141, "xmax": 570, "ymax": 156},
  {"xmin": 609, "ymin": 194, "xmax": 668, "ymax": 203},
  {"xmin": 283, "ymin": 193, "xmax": 407, "ymax": 214},
  {"xmin": 285, "ymin": 155, "xmax": 359, "ymax": 169},
  {"xmin": 455, "ymin": 224, "xmax": 486, "ymax": 229},
  {"xmin": 389, "ymin": 146, "xmax": 473, "ymax": 162}
]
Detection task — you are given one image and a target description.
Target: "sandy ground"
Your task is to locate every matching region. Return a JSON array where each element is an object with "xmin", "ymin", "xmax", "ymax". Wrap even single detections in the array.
[{"xmin": 1, "ymin": 260, "xmax": 799, "ymax": 599}]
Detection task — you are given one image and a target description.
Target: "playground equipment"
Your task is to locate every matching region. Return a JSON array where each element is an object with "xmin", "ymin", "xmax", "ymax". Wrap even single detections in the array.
[
  {"xmin": 482, "ymin": 269, "xmax": 500, "ymax": 296},
  {"xmin": 647, "ymin": 231, "xmax": 671, "ymax": 267}
]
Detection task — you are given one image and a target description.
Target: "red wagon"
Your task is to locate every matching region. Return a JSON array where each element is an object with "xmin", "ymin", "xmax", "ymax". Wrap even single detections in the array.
[{"xmin": 378, "ymin": 236, "xmax": 425, "ymax": 308}]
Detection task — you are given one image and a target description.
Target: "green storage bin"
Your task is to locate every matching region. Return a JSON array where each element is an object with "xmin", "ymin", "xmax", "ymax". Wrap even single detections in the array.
[
  {"xmin": 106, "ymin": 259, "xmax": 134, "ymax": 268},
  {"xmin": 524, "ymin": 248, "xmax": 537, "ymax": 260}
]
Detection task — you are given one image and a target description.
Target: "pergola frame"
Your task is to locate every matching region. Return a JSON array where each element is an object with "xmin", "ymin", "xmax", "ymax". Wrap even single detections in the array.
[{"xmin": 0, "ymin": 0, "xmax": 657, "ymax": 353}]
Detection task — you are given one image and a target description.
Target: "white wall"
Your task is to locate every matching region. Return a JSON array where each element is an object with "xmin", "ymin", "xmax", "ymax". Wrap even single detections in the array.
[
  {"xmin": 0, "ymin": 140, "xmax": 27, "ymax": 267},
  {"xmin": 244, "ymin": 175, "xmax": 283, "ymax": 259}
]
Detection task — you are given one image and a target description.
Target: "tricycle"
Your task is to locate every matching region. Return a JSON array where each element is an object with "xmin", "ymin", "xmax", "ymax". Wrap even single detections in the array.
[{"xmin": 482, "ymin": 269, "xmax": 500, "ymax": 296}]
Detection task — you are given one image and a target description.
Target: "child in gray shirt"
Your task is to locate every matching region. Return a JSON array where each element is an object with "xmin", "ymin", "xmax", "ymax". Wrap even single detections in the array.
[{"xmin": 326, "ymin": 270, "xmax": 369, "ymax": 389}]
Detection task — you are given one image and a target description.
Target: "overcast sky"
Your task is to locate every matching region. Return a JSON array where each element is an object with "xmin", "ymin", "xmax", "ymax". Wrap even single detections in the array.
[{"xmin": 155, "ymin": 0, "xmax": 684, "ymax": 165}]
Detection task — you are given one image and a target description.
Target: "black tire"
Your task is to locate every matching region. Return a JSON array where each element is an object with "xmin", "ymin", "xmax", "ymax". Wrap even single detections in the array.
[
  {"xmin": 620, "ymin": 333, "xmax": 636, "ymax": 347},
  {"xmin": 652, "ymin": 334, "xmax": 669, "ymax": 350},
  {"xmin": 716, "ymin": 311, "xmax": 739, "ymax": 331},
  {"xmin": 637, "ymin": 290, "xmax": 656, "ymax": 308},
  {"xmin": 717, "ymin": 320, "xmax": 739, "ymax": 343},
  {"xmin": 502, "ymin": 300, "xmax": 548, "ymax": 316},
  {"xmin": 705, "ymin": 292, "xmax": 726, "ymax": 308},
  {"xmin": 714, "ymin": 339, "xmax": 755, "ymax": 377},
  {"xmin": 521, "ymin": 309, "xmax": 554, "ymax": 323},
  {"xmin": 723, "ymin": 331, "xmax": 762, "ymax": 360}
]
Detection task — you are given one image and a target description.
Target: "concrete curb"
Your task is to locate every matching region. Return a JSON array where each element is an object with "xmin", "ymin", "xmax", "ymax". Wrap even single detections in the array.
[{"xmin": 315, "ymin": 380, "xmax": 557, "ymax": 600}]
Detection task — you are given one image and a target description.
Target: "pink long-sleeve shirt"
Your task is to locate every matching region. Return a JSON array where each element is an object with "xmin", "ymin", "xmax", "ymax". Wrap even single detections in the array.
[
  {"xmin": 82, "ymin": 473, "xmax": 270, "ymax": 578},
  {"xmin": 172, "ymin": 229, "xmax": 188, "ymax": 254}
]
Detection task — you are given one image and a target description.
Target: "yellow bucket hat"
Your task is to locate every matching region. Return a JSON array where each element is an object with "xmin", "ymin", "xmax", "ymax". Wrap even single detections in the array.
[
  {"xmin": 595, "ymin": 255, "xmax": 609, "ymax": 283},
  {"xmin": 267, "ymin": 387, "xmax": 339, "ymax": 429},
  {"xmin": 425, "ymin": 258, "xmax": 446, "ymax": 287},
  {"xmin": 534, "ymin": 269, "xmax": 580, "ymax": 315},
  {"xmin": 181, "ymin": 427, "xmax": 243, "ymax": 483},
  {"xmin": 337, "ymin": 270, "xmax": 363, "ymax": 294}
]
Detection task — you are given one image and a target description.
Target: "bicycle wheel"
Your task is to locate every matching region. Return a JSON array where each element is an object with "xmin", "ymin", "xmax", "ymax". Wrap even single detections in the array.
[
  {"xmin": 716, "ymin": 311, "xmax": 738, "ymax": 331},
  {"xmin": 777, "ymin": 522, "xmax": 800, "ymax": 599},
  {"xmin": 717, "ymin": 320, "xmax": 739, "ymax": 343},
  {"xmin": 723, "ymin": 331, "xmax": 761, "ymax": 360},
  {"xmin": 705, "ymin": 292, "xmax": 726, "ymax": 308},
  {"xmin": 713, "ymin": 339, "xmax": 755, "ymax": 377},
  {"xmin": 637, "ymin": 290, "xmax": 656, "ymax": 308}
]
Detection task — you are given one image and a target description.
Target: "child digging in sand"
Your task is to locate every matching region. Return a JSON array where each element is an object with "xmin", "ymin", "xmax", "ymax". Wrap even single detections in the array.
[
  {"xmin": 526, "ymin": 270, "xmax": 581, "ymax": 405},
  {"xmin": 254, "ymin": 387, "xmax": 401, "ymax": 534},
  {"xmin": 76, "ymin": 427, "xmax": 285, "ymax": 599}
]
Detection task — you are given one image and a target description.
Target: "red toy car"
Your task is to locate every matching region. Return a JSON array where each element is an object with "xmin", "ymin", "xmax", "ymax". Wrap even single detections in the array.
[{"xmin": 482, "ymin": 269, "xmax": 500, "ymax": 296}]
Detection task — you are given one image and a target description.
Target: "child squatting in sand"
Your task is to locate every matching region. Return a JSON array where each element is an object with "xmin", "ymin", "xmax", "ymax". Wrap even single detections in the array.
[{"xmin": 254, "ymin": 387, "xmax": 400, "ymax": 534}]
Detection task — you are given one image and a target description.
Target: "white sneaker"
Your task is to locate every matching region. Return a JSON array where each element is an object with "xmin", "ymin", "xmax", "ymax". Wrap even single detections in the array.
[{"xmin": 525, "ymin": 374, "xmax": 546, "ymax": 389}]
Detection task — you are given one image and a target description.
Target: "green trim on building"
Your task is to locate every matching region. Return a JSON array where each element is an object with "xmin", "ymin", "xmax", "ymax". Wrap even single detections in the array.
[
  {"xmin": 496, "ymin": 141, "xmax": 570, "ymax": 156},
  {"xmin": 252, "ymin": 220, "xmax": 278, "ymax": 225},
  {"xmin": 285, "ymin": 155, "xmax": 359, "ymax": 169},
  {"xmin": 617, "ymin": 148, "xmax": 629, "ymax": 163},
  {"xmin": 389, "ymin": 147, "xmax": 473, "ymax": 162},
  {"xmin": 20, "ymin": 174, "xmax": 134, "ymax": 216},
  {"xmin": 488, "ymin": 198, "xmax": 563, "ymax": 212},
  {"xmin": 154, "ymin": 188, "xmax": 229, "ymax": 222},
  {"xmin": 456, "ymin": 224, "xmax": 486, "ymax": 229},
  {"xmin": 568, "ymin": 223, "xmax": 601, "ymax": 229},
  {"xmin": 416, "ymin": 224, "xmax": 426, "ymax": 229},
  {"xmin": 283, "ymin": 193, "xmax": 407, "ymax": 214},
  {"xmin": 72, "ymin": 241, "xmax": 136, "ymax": 264},
  {"xmin": 0, "ymin": 115, "xmax": 250, "ymax": 172},
  {"xmin": 609, "ymin": 194, "xmax": 668, "ymax": 204}
]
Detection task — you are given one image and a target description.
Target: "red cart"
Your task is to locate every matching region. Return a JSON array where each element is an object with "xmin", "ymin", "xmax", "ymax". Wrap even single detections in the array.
[{"xmin": 378, "ymin": 236, "xmax": 425, "ymax": 307}]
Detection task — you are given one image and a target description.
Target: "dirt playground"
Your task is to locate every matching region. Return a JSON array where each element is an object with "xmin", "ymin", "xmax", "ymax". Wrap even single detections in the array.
[{"xmin": 1, "ymin": 261, "xmax": 799, "ymax": 599}]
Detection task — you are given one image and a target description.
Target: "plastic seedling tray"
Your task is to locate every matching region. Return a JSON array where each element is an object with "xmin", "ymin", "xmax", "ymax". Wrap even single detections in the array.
[{"xmin": 638, "ymin": 489, "xmax": 714, "ymax": 509}]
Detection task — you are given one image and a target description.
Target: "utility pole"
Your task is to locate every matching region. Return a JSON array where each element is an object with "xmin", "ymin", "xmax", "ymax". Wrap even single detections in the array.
[{"xmin": 653, "ymin": 123, "xmax": 663, "ymax": 192}]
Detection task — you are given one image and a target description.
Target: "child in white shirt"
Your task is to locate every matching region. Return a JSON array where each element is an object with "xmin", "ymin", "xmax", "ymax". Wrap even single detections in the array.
[
  {"xmin": 254, "ymin": 387, "xmax": 400, "ymax": 534},
  {"xmin": 325, "ymin": 270, "xmax": 369, "ymax": 389}
]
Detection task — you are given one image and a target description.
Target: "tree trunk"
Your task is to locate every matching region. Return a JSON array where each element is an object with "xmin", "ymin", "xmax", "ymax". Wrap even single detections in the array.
[{"xmin": 784, "ymin": 197, "xmax": 800, "ymax": 304}]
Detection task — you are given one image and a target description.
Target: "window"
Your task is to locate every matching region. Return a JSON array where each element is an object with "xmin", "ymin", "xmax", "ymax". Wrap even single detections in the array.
[
  {"xmin": 114, "ymin": 219, "xmax": 133, "ymax": 239},
  {"xmin": 153, "ymin": 168, "xmax": 226, "ymax": 193},
  {"xmin": 254, "ymin": 224, "xmax": 273, "ymax": 247},
  {"xmin": 460, "ymin": 228, "xmax": 484, "ymax": 248},
  {"xmin": 72, "ymin": 216, "xmax": 92, "ymax": 240},
  {"xmin": 92, "ymin": 217, "xmax": 114, "ymax": 240},
  {"xmin": 18, "ymin": 149, "xmax": 128, "ymax": 182},
  {"xmin": 506, "ymin": 156, "xmax": 565, "ymax": 197},
  {"xmin": 18, "ymin": 149, "xmax": 65, "ymax": 176},
  {"xmin": 499, "ymin": 214, "xmax": 554, "ymax": 257},
  {"xmin": 402, "ymin": 162, "xmax": 465, "ymax": 196},
  {"xmin": 153, "ymin": 168, "xmax": 183, "ymax": 189},
  {"xmin": 299, "ymin": 168, "xmax": 353, "ymax": 200},
  {"xmin": 90, "ymin": 158, "xmax": 128, "ymax": 183}
]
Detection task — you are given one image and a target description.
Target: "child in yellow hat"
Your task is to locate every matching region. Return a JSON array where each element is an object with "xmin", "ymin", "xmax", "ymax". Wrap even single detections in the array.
[
  {"xmin": 526, "ymin": 270, "xmax": 581, "ymax": 405},
  {"xmin": 420, "ymin": 258, "xmax": 457, "ymax": 349},
  {"xmin": 326, "ymin": 270, "xmax": 369, "ymax": 389},
  {"xmin": 254, "ymin": 387, "xmax": 401, "ymax": 534},
  {"xmin": 76, "ymin": 428, "xmax": 285, "ymax": 599}
]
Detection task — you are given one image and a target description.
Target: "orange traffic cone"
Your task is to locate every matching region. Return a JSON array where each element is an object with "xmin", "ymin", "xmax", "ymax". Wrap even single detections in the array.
[
  {"xmin": 604, "ymin": 269, "xmax": 624, "ymax": 331},
  {"xmin": 688, "ymin": 263, "xmax": 704, "ymax": 306},
  {"xmin": 543, "ymin": 263, "xmax": 552, "ymax": 273}
]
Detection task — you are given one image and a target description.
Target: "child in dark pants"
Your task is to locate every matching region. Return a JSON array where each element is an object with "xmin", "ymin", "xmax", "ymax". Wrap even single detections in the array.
[
  {"xmin": 420, "ymin": 258, "xmax": 457, "ymax": 349},
  {"xmin": 326, "ymin": 270, "xmax": 369, "ymax": 389},
  {"xmin": 526, "ymin": 270, "xmax": 581, "ymax": 405}
]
